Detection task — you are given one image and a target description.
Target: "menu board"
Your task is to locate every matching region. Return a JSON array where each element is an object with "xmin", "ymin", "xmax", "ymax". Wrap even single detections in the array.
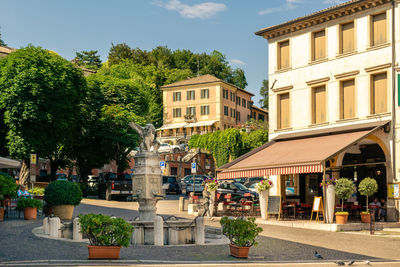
[
  {"xmin": 312, "ymin": 196, "xmax": 323, "ymax": 212},
  {"xmin": 388, "ymin": 183, "xmax": 400, "ymax": 199},
  {"xmin": 267, "ymin": 196, "xmax": 281, "ymax": 215}
]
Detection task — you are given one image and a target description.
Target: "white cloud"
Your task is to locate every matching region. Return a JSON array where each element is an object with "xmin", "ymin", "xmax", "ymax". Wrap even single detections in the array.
[
  {"xmin": 229, "ymin": 59, "xmax": 247, "ymax": 66},
  {"xmin": 323, "ymin": 0, "xmax": 347, "ymax": 4},
  {"xmin": 155, "ymin": 0, "xmax": 226, "ymax": 19},
  {"xmin": 259, "ymin": 0, "xmax": 304, "ymax": 15}
]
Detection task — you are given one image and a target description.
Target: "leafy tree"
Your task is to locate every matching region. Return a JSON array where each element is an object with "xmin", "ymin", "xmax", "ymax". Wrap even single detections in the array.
[
  {"xmin": 335, "ymin": 178, "xmax": 355, "ymax": 212},
  {"xmin": 74, "ymin": 50, "xmax": 102, "ymax": 70},
  {"xmin": 230, "ymin": 68, "xmax": 247, "ymax": 89},
  {"xmin": 0, "ymin": 45, "xmax": 86, "ymax": 183},
  {"xmin": 0, "ymin": 31, "xmax": 5, "ymax": 46},
  {"xmin": 108, "ymin": 43, "xmax": 133, "ymax": 66},
  {"xmin": 259, "ymin": 79, "xmax": 269, "ymax": 109}
]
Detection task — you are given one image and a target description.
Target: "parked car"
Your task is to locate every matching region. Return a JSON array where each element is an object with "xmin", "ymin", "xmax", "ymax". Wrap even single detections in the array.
[
  {"xmin": 87, "ymin": 175, "xmax": 99, "ymax": 190},
  {"xmin": 180, "ymin": 175, "xmax": 209, "ymax": 193},
  {"xmin": 217, "ymin": 181, "xmax": 258, "ymax": 203},
  {"xmin": 185, "ymin": 178, "xmax": 204, "ymax": 195},
  {"xmin": 162, "ymin": 175, "xmax": 181, "ymax": 194},
  {"xmin": 158, "ymin": 143, "xmax": 181, "ymax": 153},
  {"xmin": 235, "ymin": 177, "xmax": 265, "ymax": 187},
  {"xmin": 98, "ymin": 172, "xmax": 132, "ymax": 201}
]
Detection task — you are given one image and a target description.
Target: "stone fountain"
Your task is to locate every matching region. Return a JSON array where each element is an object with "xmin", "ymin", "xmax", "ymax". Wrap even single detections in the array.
[{"xmin": 128, "ymin": 123, "xmax": 204, "ymax": 245}]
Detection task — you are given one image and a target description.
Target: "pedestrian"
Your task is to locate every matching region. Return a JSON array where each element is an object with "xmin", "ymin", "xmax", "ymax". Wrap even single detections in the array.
[
  {"xmin": 17, "ymin": 185, "xmax": 31, "ymax": 198},
  {"xmin": 378, "ymin": 198, "xmax": 387, "ymax": 221},
  {"xmin": 201, "ymin": 184, "xmax": 213, "ymax": 220}
]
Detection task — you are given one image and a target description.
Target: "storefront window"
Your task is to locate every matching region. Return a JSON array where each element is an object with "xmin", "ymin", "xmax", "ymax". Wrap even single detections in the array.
[{"xmin": 282, "ymin": 174, "xmax": 299, "ymax": 196}]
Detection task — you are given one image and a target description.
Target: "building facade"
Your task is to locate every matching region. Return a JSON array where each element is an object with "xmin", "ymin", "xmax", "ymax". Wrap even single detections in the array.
[{"xmin": 218, "ymin": 0, "xmax": 400, "ymax": 221}]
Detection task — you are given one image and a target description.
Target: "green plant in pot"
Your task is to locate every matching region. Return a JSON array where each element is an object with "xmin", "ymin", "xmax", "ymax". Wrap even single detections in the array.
[
  {"xmin": 16, "ymin": 197, "xmax": 43, "ymax": 220},
  {"xmin": 0, "ymin": 173, "xmax": 18, "ymax": 221},
  {"xmin": 28, "ymin": 187, "xmax": 45, "ymax": 197},
  {"xmin": 44, "ymin": 180, "xmax": 82, "ymax": 220},
  {"xmin": 358, "ymin": 177, "xmax": 378, "ymax": 223},
  {"xmin": 334, "ymin": 178, "xmax": 355, "ymax": 224},
  {"xmin": 79, "ymin": 213, "xmax": 134, "ymax": 259},
  {"xmin": 220, "ymin": 216, "xmax": 263, "ymax": 258}
]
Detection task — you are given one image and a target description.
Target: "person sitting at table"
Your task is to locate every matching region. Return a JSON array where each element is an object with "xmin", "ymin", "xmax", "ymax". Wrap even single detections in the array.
[
  {"xmin": 369, "ymin": 197, "xmax": 381, "ymax": 218},
  {"xmin": 17, "ymin": 185, "xmax": 31, "ymax": 198},
  {"xmin": 378, "ymin": 198, "xmax": 387, "ymax": 222}
]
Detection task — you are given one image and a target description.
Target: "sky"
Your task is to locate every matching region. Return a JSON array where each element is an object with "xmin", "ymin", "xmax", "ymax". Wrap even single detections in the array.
[{"xmin": 0, "ymin": 0, "xmax": 347, "ymax": 105}]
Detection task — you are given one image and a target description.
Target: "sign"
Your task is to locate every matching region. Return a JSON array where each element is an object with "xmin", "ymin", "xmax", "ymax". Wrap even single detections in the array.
[
  {"xmin": 310, "ymin": 196, "xmax": 324, "ymax": 222},
  {"xmin": 388, "ymin": 183, "xmax": 400, "ymax": 199},
  {"xmin": 191, "ymin": 162, "xmax": 196, "ymax": 174},
  {"xmin": 30, "ymin": 154, "xmax": 37, "ymax": 164},
  {"xmin": 160, "ymin": 161, "xmax": 165, "ymax": 170},
  {"xmin": 267, "ymin": 196, "xmax": 281, "ymax": 218}
]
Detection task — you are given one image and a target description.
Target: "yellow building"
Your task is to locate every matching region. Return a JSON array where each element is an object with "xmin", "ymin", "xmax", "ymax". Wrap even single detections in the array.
[{"xmin": 159, "ymin": 74, "xmax": 255, "ymax": 144}]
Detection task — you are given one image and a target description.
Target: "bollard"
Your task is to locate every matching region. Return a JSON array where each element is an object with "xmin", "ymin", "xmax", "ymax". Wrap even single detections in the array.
[
  {"xmin": 179, "ymin": 197, "xmax": 185, "ymax": 212},
  {"xmin": 73, "ymin": 217, "xmax": 82, "ymax": 241},
  {"xmin": 43, "ymin": 217, "xmax": 49, "ymax": 235},
  {"xmin": 154, "ymin": 216, "xmax": 164, "ymax": 246},
  {"xmin": 195, "ymin": 216, "xmax": 205, "ymax": 245},
  {"xmin": 49, "ymin": 217, "xmax": 61, "ymax": 238}
]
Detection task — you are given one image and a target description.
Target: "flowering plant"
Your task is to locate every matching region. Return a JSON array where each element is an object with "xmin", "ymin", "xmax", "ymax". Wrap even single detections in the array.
[
  {"xmin": 255, "ymin": 177, "xmax": 273, "ymax": 193},
  {"xmin": 203, "ymin": 178, "xmax": 218, "ymax": 191},
  {"xmin": 320, "ymin": 177, "xmax": 337, "ymax": 187}
]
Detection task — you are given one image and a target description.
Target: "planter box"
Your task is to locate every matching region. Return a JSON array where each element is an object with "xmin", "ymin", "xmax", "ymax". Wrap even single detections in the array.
[
  {"xmin": 24, "ymin": 207, "xmax": 37, "ymax": 220},
  {"xmin": 88, "ymin": 245, "xmax": 121, "ymax": 259},
  {"xmin": 53, "ymin": 205, "xmax": 74, "ymax": 220},
  {"xmin": 229, "ymin": 244, "xmax": 250, "ymax": 258},
  {"xmin": 361, "ymin": 213, "xmax": 371, "ymax": 223},
  {"xmin": 335, "ymin": 213, "xmax": 348, "ymax": 224}
]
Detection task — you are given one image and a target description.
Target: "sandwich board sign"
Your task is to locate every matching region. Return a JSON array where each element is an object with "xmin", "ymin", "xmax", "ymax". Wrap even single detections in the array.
[{"xmin": 310, "ymin": 196, "xmax": 324, "ymax": 222}]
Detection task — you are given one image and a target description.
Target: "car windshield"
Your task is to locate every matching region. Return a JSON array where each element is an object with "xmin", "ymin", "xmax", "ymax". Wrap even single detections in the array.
[
  {"xmin": 233, "ymin": 182, "xmax": 248, "ymax": 191},
  {"xmin": 187, "ymin": 179, "xmax": 203, "ymax": 184},
  {"xmin": 163, "ymin": 177, "xmax": 176, "ymax": 183},
  {"xmin": 248, "ymin": 183, "xmax": 257, "ymax": 189}
]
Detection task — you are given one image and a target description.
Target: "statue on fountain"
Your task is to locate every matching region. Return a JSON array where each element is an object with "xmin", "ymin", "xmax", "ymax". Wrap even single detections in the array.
[{"xmin": 129, "ymin": 122, "xmax": 160, "ymax": 152}]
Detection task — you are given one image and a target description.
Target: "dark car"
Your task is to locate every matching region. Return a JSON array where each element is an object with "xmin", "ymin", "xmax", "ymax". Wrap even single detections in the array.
[
  {"xmin": 98, "ymin": 172, "xmax": 132, "ymax": 201},
  {"xmin": 162, "ymin": 176, "xmax": 181, "ymax": 194},
  {"xmin": 217, "ymin": 181, "xmax": 258, "ymax": 203},
  {"xmin": 234, "ymin": 177, "xmax": 264, "ymax": 187}
]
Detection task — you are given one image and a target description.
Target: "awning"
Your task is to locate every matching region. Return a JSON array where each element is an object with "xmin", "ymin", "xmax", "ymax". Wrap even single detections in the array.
[
  {"xmin": 184, "ymin": 120, "xmax": 218, "ymax": 128},
  {"xmin": 218, "ymin": 125, "xmax": 385, "ymax": 179},
  {"xmin": 158, "ymin": 122, "xmax": 188, "ymax": 130},
  {"xmin": 0, "ymin": 157, "xmax": 21, "ymax": 168}
]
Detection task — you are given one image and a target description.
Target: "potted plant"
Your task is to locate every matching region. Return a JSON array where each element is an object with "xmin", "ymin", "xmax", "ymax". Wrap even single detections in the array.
[
  {"xmin": 16, "ymin": 197, "xmax": 43, "ymax": 220},
  {"xmin": 0, "ymin": 173, "xmax": 18, "ymax": 221},
  {"xmin": 255, "ymin": 177, "xmax": 273, "ymax": 220},
  {"xmin": 28, "ymin": 187, "xmax": 45, "ymax": 199},
  {"xmin": 334, "ymin": 178, "xmax": 355, "ymax": 224},
  {"xmin": 358, "ymin": 177, "xmax": 378, "ymax": 223},
  {"xmin": 220, "ymin": 216, "xmax": 262, "ymax": 258},
  {"xmin": 44, "ymin": 180, "xmax": 82, "ymax": 220},
  {"xmin": 79, "ymin": 213, "xmax": 134, "ymax": 259}
]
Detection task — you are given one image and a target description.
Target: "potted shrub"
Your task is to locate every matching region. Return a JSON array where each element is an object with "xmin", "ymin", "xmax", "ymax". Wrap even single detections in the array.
[
  {"xmin": 28, "ymin": 187, "xmax": 45, "ymax": 199},
  {"xmin": 358, "ymin": 177, "xmax": 378, "ymax": 223},
  {"xmin": 44, "ymin": 180, "xmax": 82, "ymax": 220},
  {"xmin": 334, "ymin": 178, "xmax": 355, "ymax": 224},
  {"xmin": 220, "ymin": 216, "xmax": 263, "ymax": 258},
  {"xmin": 79, "ymin": 213, "xmax": 134, "ymax": 259},
  {"xmin": 16, "ymin": 197, "xmax": 43, "ymax": 220},
  {"xmin": 0, "ymin": 173, "xmax": 18, "ymax": 221}
]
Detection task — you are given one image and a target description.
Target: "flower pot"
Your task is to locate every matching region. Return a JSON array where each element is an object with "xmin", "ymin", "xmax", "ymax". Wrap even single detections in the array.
[
  {"xmin": 0, "ymin": 207, "xmax": 4, "ymax": 221},
  {"xmin": 53, "ymin": 205, "xmax": 74, "ymax": 220},
  {"xmin": 24, "ymin": 207, "xmax": 37, "ymax": 220},
  {"xmin": 88, "ymin": 245, "xmax": 121, "ymax": 259},
  {"xmin": 229, "ymin": 243, "xmax": 250, "ymax": 258},
  {"xmin": 335, "ymin": 213, "xmax": 348, "ymax": 224},
  {"xmin": 259, "ymin": 190, "xmax": 269, "ymax": 220},
  {"xmin": 361, "ymin": 213, "xmax": 371, "ymax": 223},
  {"xmin": 326, "ymin": 184, "xmax": 335, "ymax": 224}
]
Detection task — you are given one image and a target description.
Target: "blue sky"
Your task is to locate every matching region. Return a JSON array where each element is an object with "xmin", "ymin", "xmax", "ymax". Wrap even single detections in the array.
[{"xmin": 0, "ymin": 0, "xmax": 346, "ymax": 105}]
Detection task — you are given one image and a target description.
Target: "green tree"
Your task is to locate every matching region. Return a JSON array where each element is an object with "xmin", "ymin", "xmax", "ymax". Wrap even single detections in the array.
[
  {"xmin": 0, "ymin": 31, "xmax": 5, "ymax": 46},
  {"xmin": 108, "ymin": 43, "xmax": 133, "ymax": 66},
  {"xmin": 230, "ymin": 68, "xmax": 248, "ymax": 89},
  {"xmin": 0, "ymin": 45, "xmax": 86, "ymax": 183},
  {"xmin": 74, "ymin": 50, "xmax": 102, "ymax": 70},
  {"xmin": 259, "ymin": 79, "xmax": 269, "ymax": 109}
]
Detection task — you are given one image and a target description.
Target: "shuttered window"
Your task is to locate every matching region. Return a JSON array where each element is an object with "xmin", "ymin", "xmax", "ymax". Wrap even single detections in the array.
[
  {"xmin": 173, "ymin": 108, "xmax": 181, "ymax": 118},
  {"xmin": 224, "ymin": 106, "xmax": 229, "ymax": 116},
  {"xmin": 372, "ymin": 13, "xmax": 387, "ymax": 46},
  {"xmin": 340, "ymin": 22, "xmax": 355, "ymax": 54},
  {"xmin": 201, "ymin": 105, "xmax": 210, "ymax": 115},
  {"xmin": 201, "ymin": 89, "xmax": 209, "ymax": 99},
  {"xmin": 340, "ymin": 79, "xmax": 356, "ymax": 119},
  {"xmin": 371, "ymin": 73, "xmax": 387, "ymax": 114},
  {"xmin": 278, "ymin": 40, "xmax": 290, "ymax": 69},
  {"xmin": 186, "ymin": 107, "xmax": 196, "ymax": 115},
  {"xmin": 173, "ymin": 92, "xmax": 181, "ymax": 102},
  {"xmin": 187, "ymin": 90, "xmax": 195, "ymax": 100},
  {"xmin": 278, "ymin": 93, "xmax": 290, "ymax": 129},
  {"xmin": 312, "ymin": 86, "xmax": 326, "ymax": 124},
  {"xmin": 313, "ymin": 30, "xmax": 326, "ymax": 61}
]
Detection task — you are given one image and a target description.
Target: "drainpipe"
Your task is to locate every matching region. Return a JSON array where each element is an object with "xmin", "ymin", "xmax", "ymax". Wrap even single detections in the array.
[{"xmin": 392, "ymin": 0, "xmax": 397, "ymax": 182}]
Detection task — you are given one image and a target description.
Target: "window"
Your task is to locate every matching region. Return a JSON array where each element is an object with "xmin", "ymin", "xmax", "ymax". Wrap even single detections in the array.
[
  {"xmin": 278, "ymin": 40, "xmax": 290, "ymax": 69},
  {"xmin": 200, "ymin": 105, "xmax": 210, "ymax": 115},
  {"xmin": 258, "ymin": 114, "xmax": 265, "ymax": 122},
  {"xmin": 340, "ymin": 79, "xmax": 356, "ymax": 119},
  {"xmin": 282, "ymin": 174, "xmax": 299, "ymax": 196},
  {"xmin": 186, "ymin": 106, "xmax": 196, "ymax": 115},
  {"xmin": 237, "ymin": 111, "xmax": 241, "ymax": 121},
  {"xmin": 224, "ymin": 106, "xmax": 229, "ymax": 116},
  {"xmin": 247, "ymin": 101, "xmax": 251, "ymax": 109},
  {"xmin": 340, "ymin": 22, "xmax": 355, "ymax": 54},
  {"xmin": 230, "ymin": 108, "xmax": 233, "ymax": 117},
  {"xmin": 247, "ymin": 115, "xmax": 250, "ymax": 120},
  {"xmin": 173, "ymin": 108, "xmax": 181, "ymax": 118},
  {"xmin": 223, "ymin": 89, "xmax": 229, "ymax": 99},
  {"xmin": 236, "ymin": 96, "xmax": 241, "ymax": 104},
  {"xmin": 201, "ymin": 89, "xmax": 209, "ymax": 99},
  {"xmin": 278, "ymin": 93, "xmax": 290, "ymax": 129},
  {"xmin": 173, "ymin": 92, "xmax": 181, "ymax": 102},
  {"xmin": 312, "ymin": 30, "xmax": 326, "ymax": 61},
  {"xmin": 312, "ymin": 85, "xmax": 326, "ymax": 124},
  {"xmin": 371, "ymin": 13, "xmax": 387, "ymax": 46},
  {"xmin": 371, "ymin": 73, "xmax": 387, "ymax": 114},
  {"xmin": 242, "ymin": 99, "xmax": 246, "ymax": 107},
  {"xmin": 187, "ymin": 90, "xmax": 195, "ymax": 100}
]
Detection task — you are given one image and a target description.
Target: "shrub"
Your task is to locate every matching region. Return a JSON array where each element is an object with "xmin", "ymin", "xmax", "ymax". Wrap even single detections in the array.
[
  {"xmin": 79, "ymin": 214, "xmax": 134, "ymax": 247},
  {"xmin": 220, "ymin": 216, "xmax": 262, "ymax": 247},
  {"xmin": 28, "ymin": 187, "xmax": 45, "ymax": 196},
  {"xmin": 358, "ymin": 177, "xmax": 378, "ymax": 212},
  {"xmin": 16, "ymin": 198, "xmax": 43, "ymax": 210},
  {"xmin": 44, "ymin": 180, "xmax": 82, "ymax": 206},
  {"xmin": 335, "ymin": 178, "xmax": 355, "ymax": 212},
  {"xmin": 0, "ymin": 173, "xmax": 18, "ymax": 198}
]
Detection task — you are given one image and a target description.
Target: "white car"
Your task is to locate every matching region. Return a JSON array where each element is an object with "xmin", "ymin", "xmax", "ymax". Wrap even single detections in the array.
[{"xmin": 158, "ymin": 143, "xmax": 181, "ymax": 153}]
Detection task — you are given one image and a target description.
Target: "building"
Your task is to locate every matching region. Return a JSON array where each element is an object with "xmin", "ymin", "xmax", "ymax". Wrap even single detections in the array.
[
  {"xmin": 158, "ymin": 74, "xmax": 255, "ymax": 144},
  {"xmin": 250, "ymin": 105, "xmax": 269, "ymax": 123},
  {"xmin": 0, "ymin": 46, "xmax": 15, "ymax": 58},
  {"xmin": 218, "ymin": 0, "xmax": 400, "ymax": 221}
]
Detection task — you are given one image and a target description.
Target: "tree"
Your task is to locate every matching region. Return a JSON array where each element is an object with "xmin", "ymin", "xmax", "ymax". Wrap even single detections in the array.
[
  {"xmin": 0, "ymin": 45, "xmax": 86, "ymax": 183},
  {"xmin": 108, "ymin": 43, "xmax": 133, "ymax": 66},
  {"xmin": 0, "ymin": 31, "xmax": 5, "ymax": 46},
  {"xmin": 259, "ymin": 79, "xmax": 269, "ymax": 109},
  {"xmin": 230, "ymin": 68, "xmax": 247, "ymax": 89},
  {"xmin": 74, "ymin": 50, "xmax": 102, "ymax": 70}
]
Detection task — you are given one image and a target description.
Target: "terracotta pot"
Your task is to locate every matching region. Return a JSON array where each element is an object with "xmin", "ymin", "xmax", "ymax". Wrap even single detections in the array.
[
  {"xmin": 0, "ymin": 207, "xmax": 4, "ymax": 221},
  {"xmin": 335, "ymin": 213, "xmax": 348, "ymax": 224},
  {"xmin": 53, "ymin": 205, "xmax": 74, "ymax": 220},
  {"xmin": 361, "ymin": 213, "xmax": 371, "ymax": 223},
  {"xmin": 88, "ymin": 245, "xmax": 121, "ymax": 259},
  {"xmin": 24, "ymin": 207, "xmax": 37, "ymax": 220},
  {"xmin": 229, "ymin": 243, "xmax": 251, "ymax": 258}
]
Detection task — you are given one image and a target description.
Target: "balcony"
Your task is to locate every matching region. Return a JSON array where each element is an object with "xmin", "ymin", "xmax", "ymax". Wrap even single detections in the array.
[{"xmin": 184, "ymin": 114, "xmax": 196, "ymax": 123}]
